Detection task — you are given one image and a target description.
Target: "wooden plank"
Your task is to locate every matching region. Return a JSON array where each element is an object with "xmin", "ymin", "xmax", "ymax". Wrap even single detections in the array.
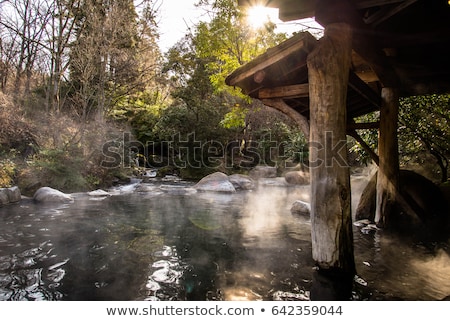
[
  {"xmin": 258, "ymin": 84, "xmax": 310, "ymax": 99},
  {"xmin": 226, "ymin": 33, "xmax": 316, "ymax": 86},
  {"xmin": 238, "ymin": 0, "xmax": 407, "ymax": 21},
  {"xmin": 348, "ymin": 72, "xmax": 381, "ymax": 109}
]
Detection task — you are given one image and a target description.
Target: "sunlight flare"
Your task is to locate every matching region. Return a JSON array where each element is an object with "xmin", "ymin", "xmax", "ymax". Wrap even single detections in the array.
[{"xmin": 246, "ymin": 5, "xmax": 279, "ymax": 29}]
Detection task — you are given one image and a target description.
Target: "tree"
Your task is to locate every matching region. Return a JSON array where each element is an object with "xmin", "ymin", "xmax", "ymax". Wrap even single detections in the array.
[
  {"xmin": 44, "ymin": 0, "xmax": 82, "ymax": 113},
  {"xmin": 156, "ymin": 0, "xmax": 307, "ymax": 171},
  {"xmin": 194, "ymin": 0, "xmax": 286, "ymax": 95},
  {"xmin": 69, "ymin": 0, "xmax": 143, "ymax": 120},
  {"xmin": 0, "ymin": 0, "xmax": 53, "ymax": 95}
]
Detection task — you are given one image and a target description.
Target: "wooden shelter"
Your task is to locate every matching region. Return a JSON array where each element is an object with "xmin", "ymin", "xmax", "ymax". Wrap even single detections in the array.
[{"xmin": 226, "ymin": 0, "xmax": 450, "ymax": 288}]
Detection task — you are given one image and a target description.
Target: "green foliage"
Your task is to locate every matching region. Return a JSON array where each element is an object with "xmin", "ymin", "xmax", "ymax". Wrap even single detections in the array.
[
  {"xmin": 194, "ymin": 0, "xmax": 287, "ymax": 95},
  {"xmin": 398, "ymin": 94, "xmax": 450, "ymax": 182},
  {"xmin": 30, "ymin": 147, "xmax": 88, "ymax": 192},
  {"xmin": 349, "ymin": 94, "xmax": 450, "ymax": 181},
  {"xmin": 0, "ymin": 159, "xmax": 16, "ymax": 188},
  {"xmin": 220, "ymin": 105, "xmax": 247, "ymax": 129},
  {"xmin": 283, "ymin": 130, "xmax": 309, "ymax": 164},
  {"xmin": 110, "ymin": 90, "xmax": 166, "ymax": 143}
]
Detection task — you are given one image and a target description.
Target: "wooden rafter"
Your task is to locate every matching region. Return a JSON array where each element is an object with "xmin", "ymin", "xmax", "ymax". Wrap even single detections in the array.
[
  {"xmin": 258, "ymin": 84, "xmax": 309, "ymax": 99},
  {"xmin": 364, "ymin": 0, "xmax": 418, "ymax": 26},
  {"xmin": 315, "ymin": 0, "xmax": 400, "ymax": 87}
]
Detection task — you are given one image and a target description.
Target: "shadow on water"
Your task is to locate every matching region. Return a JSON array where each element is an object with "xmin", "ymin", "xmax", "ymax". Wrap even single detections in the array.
[{"xmin": 0, "ymin": 176, "xmax": 449, "ymax": 301}]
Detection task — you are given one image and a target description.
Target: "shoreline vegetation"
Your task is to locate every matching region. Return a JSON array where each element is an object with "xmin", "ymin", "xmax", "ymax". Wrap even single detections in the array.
[{"xmin": 0, "ymin": 0, "xmax": 448, "ymax": 200}]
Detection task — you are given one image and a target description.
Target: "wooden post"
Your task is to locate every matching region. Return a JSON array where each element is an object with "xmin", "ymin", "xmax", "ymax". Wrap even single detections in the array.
[
  {"xmin": 375, "ymin": 87, "xmax": 400, "ymax": 226},
  {"xmin": 307, "ymin": 23, "xmax": 355, "ymax": 275}
]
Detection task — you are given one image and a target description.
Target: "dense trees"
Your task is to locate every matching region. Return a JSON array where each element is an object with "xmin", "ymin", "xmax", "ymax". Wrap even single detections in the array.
[
  {"xmin": 0, "ymin": 0, "xmax": 449, "ymax": 191},
  {"xmin": 351, "ymin": 94, "xmax": 450, "ymax": 182}
]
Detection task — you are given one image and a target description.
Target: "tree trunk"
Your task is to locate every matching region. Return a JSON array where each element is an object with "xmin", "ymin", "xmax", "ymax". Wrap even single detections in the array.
[
  {"xmin": 307, "ymin": 23, "xmax": 355, "ymax": 275},
  {"xmin": 375, "ymin": 87, "xmax": 400, "ymax": 226}
]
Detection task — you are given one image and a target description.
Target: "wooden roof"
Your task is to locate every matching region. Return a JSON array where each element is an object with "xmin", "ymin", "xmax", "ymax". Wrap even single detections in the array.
[{"xmin": 227, "ymin": 0, "xmax": 450, "ymax": 119}]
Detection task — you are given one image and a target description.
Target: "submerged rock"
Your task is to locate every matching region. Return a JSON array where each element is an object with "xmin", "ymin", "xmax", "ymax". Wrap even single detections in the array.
[
  {"xmin": 159, "ymin": 185, "xmax": 197, "ymax": 195},
  {"xmin": 87, "ymin": 189, "xmax": 111, "ymax": 197},
  {"xmin": 33, "ymin": 187, "xmax": 74, "ymax": 203},
  {"xmin": 291, "ymin": 200, "xmax": 311, "ymax": 216},
  {"xmin": 228, "ymin": 174, "xmax": 255, "ymax": 190},
  {"xmin": 194, "ymin": 172, "xmax": 236, "ymax": 193}
]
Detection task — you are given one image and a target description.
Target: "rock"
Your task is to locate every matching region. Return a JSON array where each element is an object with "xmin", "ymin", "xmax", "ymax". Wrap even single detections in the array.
[
  {"xmin": 291, "ymin": 200, "xmax": 311, "ymax": 216},
  {"xmin": 194, "ymin": 172, "xmax": 236, "ymax": 193},
  {"xmin": 285, "ymin": 170, "xmax": 310, "ymax": 185},
  {"xmin": 135, "ymin": 184, "xmax": 160, "ymax": 193},
  {"xmin": 0, "ymin": 189, "xmax": 9, "ymax": 206},
  {"xmin": 249, "ymin": 166, "xmax": 277, "ymax": 179},
  {"xmin": 258, "ymin": 177, "xmax": 289, "ymax": 187},
  {"xmin": 7, "ymin": 186, "xmax": 21, "ymax": 203},
  {"xmin": 355, "ymin": 170, "xmax": 450, "ymax": 234},
  {"xmin": 87, "ymin": 189, "xmax": 111, "ymax": 197},
  {"xmin": 33, "ymin": 187, "xmax": 74, "ymax": 203},
  {"xmin": 228, "ymin": 174, "xmax": 255, "ymax": 190},
  {"xmin": 0, "ymin": 186, "xmax": 22, "ymax": 206},
  {"xmin": 159, "ymin": 185, "xmax": 197, "ymax": 195}
]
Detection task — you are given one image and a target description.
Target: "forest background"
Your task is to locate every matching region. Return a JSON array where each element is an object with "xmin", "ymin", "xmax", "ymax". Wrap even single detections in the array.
[{"xmin": 0, "ymin": 0, "xmax": 449, "ymax": 195}]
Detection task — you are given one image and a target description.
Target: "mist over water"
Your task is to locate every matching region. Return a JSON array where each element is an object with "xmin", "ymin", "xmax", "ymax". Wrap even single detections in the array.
[{"xmin": 0, "ymin": 173, "xmax": 449, "ymax": 301}]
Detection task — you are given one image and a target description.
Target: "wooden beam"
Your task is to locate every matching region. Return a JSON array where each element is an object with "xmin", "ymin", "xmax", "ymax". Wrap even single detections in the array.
[
  {"xmin": 347, "ymin": 121, "xmax": 380, "ymax": 130},
  {"xmin": 348, "ymin": 129, "xmax": 380, "ymax": 165},
  {"xmin": 239, "ymin": 0, "xmax": 412, "ymax": 23},
  {"xmin": 348, "ymin": 72, "xmax": 381, "ymax": 109},
  {"xmin": 258, "ymin": 84, "xmax": 309, "ymax": 99},
  {"xmin": 315, "ymin": 0, "xmax": 400, "ymax": 88},
  {"xmin": 364, "ymin": 0, "xmax": 418, "ymax": 26},
  {"xmin": 261, "ymin": 98, "xmax": 310, "ymax": 139}
]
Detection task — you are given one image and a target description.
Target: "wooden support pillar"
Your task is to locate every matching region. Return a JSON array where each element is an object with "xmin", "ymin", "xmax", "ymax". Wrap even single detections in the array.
[
  {"xmin": 307, "ymin": 23, "xmax": 355, "ymax": 276},
  {"xmin": 375, "ymin": 87, "xmax": 400, "ymax": 226}
]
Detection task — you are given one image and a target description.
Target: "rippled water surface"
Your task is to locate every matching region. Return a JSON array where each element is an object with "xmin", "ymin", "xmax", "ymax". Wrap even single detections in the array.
[{"xmin": 0, "ymin": 178, "xmax": 449, "ymax": 301}]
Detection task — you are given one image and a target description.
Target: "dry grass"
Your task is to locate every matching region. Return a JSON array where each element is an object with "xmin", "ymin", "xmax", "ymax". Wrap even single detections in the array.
[{"xmin": 0, "ymin": 91, "xmax": 131, "ymax": 194}]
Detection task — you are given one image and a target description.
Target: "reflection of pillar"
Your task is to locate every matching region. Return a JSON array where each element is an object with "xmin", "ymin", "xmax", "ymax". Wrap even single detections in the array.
[
  {"xmin": 307, "ymin": 23, "xmax": 356, "ymax": 279},
  {"xmin": 375, "ymin": 87, "xmax": 400, "ymax": 226}
]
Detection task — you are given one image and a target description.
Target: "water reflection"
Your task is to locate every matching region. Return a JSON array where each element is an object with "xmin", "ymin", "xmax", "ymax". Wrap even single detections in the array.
[{"xmin": 0, "ymin": 179, "xmax": 449, "ymax": 301}]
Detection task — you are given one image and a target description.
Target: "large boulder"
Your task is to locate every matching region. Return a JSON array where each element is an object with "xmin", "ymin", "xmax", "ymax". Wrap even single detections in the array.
[
  {"xmin": 194, "ymin": 172, "xmax": 236, "ymax": 193},
  {"xmin": 228, "ymin": 174, "xmax": 255, "ymax": 190},
  {"xmin": 355, "ymin": 170, "xmax": 449, "ymax": 234},
  {"xmin": 249, "ymin": 166, "xmax": 277, "ymax": 179},
  {"xmin": 285, "ymin": 170, "xmax": 310, "ymax": 185},
  {"xmin": 33, "ymin": 187, "xmax": 74, "ymax": 203},
  {"xmin": 0, "ymin": 186, "xmax": 21, "ymax": 206}
]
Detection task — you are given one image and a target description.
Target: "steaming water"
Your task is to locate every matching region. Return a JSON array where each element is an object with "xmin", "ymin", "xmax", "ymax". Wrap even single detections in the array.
[{"xmin": 0, "ymin": 177, "xmax": 449, "ymax": 301}]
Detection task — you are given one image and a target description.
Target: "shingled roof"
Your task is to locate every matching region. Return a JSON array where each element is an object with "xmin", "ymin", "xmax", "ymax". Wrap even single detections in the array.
[{"xmin": 227, "ymin": 0, "xmax": 450, "ymax": 119}]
